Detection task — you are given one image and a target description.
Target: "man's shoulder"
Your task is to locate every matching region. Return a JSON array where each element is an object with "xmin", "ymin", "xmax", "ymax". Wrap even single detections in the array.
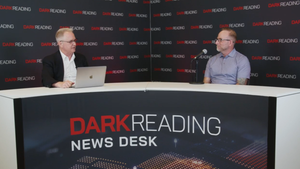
[
  {"xmin": 74, "ymin": 52, "xmax": 86, "ymax": 58},
  {"xmin": 43, "ymin": 51, "xmax": 60, "ymax": 61}
]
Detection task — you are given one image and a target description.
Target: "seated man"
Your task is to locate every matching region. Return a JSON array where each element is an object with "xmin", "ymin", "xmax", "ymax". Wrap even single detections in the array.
[
  {"xmin": 42, "ymin": 28, "xmax": 88, "ymax": 88},
  {"xmin": 203, "ymin": 28, "xmax": 250, "ymax": 85}
]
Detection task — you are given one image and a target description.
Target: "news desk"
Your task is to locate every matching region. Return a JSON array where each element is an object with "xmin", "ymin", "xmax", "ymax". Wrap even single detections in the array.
[{"xmin": 0, "ymin": 82, "xmax": 300, "ymax": 169}]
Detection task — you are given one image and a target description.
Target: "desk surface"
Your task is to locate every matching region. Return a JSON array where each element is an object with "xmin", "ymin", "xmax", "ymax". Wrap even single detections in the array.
[{"xmin": 0, "ymin": 82, "xmax": 300, "ymax": 99}]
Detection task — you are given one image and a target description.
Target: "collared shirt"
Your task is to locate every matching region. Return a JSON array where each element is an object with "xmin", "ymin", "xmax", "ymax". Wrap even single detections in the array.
[
  {"xmin": 204, "ymin": 48, "xmax": 250, "ymax": 84},
  {"xmin": 60, "ymin": 50, "xmax": 76, "ymax": 83}
]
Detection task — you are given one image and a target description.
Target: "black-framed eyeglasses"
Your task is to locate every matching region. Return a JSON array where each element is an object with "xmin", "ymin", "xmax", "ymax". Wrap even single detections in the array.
[
  {"xmin": 60, "ymin": 38, "xmax": 77, "ymax": 44},
  {"xmin": 215, "ymin": 38, "xmax": 231, "ymax": 42}
]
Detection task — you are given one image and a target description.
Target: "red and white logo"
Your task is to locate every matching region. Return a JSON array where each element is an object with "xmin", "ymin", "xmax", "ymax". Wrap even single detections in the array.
[
  {"xmin": 91, "ymin": 27, "xmax": 113, "ymax": 31},
  {"xmin": 130, "ymin": 68, "xmax": 149, "ymax": 72},
  {"xmin": 119, "ymin": 27, "xmax": 139, "ymax": 31},
  {"xmin": 103, "ymin": 42, "xmax": 124, "ymax": 46},
  {"xmin": 24, "ymin": 25, "xmax": 52, "ymax": 30},
  {"xmin": 153, "ymin": 12, "xmax": 172, "ymax": 17},
  {"xmin": 165, "ymin": 0, "xmax": 179, "ymax": 2},
  {"xmin": 92, "ymin": 56, "xmax": 114, "ymax": 60},
  {"xmin": 144, "ymin": 54, "xmax": 161, "ymax": 58},
  {"xmin": 76, "ymin": 42, "xmax": 98, "ymax": 46},
  {"xmin": 5, "ymin": 76, "xmax": 35, "ymax": 82},
  {"xmin": 102, "ymin": 12, "xmax": 124, "ymax": 17},
  {"xmin": 0, "ymin": 60, "xmax": 16, "ymax": 65},
  {"xmin": 154, "ymin": 68, "xmax": 172, "ymax": 72},
  {"xmin": 203, "ymin": 40, "xmax": 215, "ymax": 44},
  {"xmin": 39, "ymin": 8, "xmax": 66, "ymax": 14},
  {"xmin": 267, "ymin": 38, "xmax": 298, "ymax": 43},
  {"xmin": 268, "ymin": 1, "xmax": 300, "ymax": 8},
  {"xmin": 177, "ymin": 10, "xmax": 197, "ymax": 15},
  {"xmin": 129, "ymin": 41, "xmax": 148, "ymax": 45},
  {"xmin": 166, "ymin": 54, "xmax": 185, "ymax": 58},
  {"xmin": 25, "ymin": 59, "xmax": 42, "ymax": 64},
  {"xmin": 73, "ymin": 10, "xmax": 97, "ymax": 15},
  {"xmin": 220, "ymin": 23, "xmax": 245, "ymax": 28},
  {"xmin": 253, "ymin": 21, "xmax": 282, "ymax": 26},
  {"xmin": 120, "ymin": 55, "xmax": 139, "ymax": 59},
  {"xmin": 41, "ymin": 42, "xmax": 57, "ymax": 46},
  {"xmin": 191, "ymin": 55, "xmax": 212, "ymax": 59},
  {"xmin": 251, "ymin": 56, "xmax": 281, "ymax": 61},
  {"xmin": 3, "ymin": 42, "xmax": 34, "ymax": 47},
  {"xmin": 154, "ymin": 41, "xmax": 172, "ymax": 45},
  {"xmin": 235, "ymin": 39, "xmax": 260, "ymax": 44},
  {"xmin": 203, "ymin": 8, "xmax": 227, "ymax": 13},
  {"xmin": 266, "ymin": 73, "xmax": 296, "ymax": 79},
  {"xmin": 106, "ymin": 70, "xmax": 125, "ymax": 74},
  {"xmin": 191, "ymin": 25, "xmax": 213, "ymax": 29},
  {"xmin": 144, "ymin": 27, "xmax": 161, "ymax": 31},
  {"xmin": 0, "ymin": 24, "xmax": 14, "ymax": 29},
  {"xmin": 177, "ymin": 40, "xmax": 197, "ymax": 44},
  {"xmin": 0, "ymin": 5, "xmax": 31, "ymax": 12},
  {"xmin": 177, "ymin": 69, "xmax": 196, "ymax": 73},
  {"xmin": 118, "ymin": 0, "xmax": 138, "ymax": 3},
  {"xmin": 165, "ymin": 26, "xmax": 185, "ymax": 30},
  {"xmin": 233, "ymin": 4, "xmax": 260, "ymax": 11},
  {"xmin": 129, "ymin": 13, "xmax": 148, "ymax": 18}
]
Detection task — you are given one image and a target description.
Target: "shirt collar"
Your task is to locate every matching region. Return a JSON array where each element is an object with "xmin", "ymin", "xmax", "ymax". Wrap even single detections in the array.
[
  {"xmin": 220, "ymin": 48, "xmax": 236, "ymax": 58},
  {"xmin": 59, "ymin": 50, "xmax": 75, "ymax": 61}
]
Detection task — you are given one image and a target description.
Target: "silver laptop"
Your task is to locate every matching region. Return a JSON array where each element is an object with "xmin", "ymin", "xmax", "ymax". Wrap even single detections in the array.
[{"xmin": 74, "ymin": 66, "xmax": 106, "ymax": 88}]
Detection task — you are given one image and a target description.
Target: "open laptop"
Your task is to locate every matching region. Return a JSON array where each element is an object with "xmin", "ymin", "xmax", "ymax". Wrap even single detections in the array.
[{"xmin": 73, "ymin": 66, "xmax": 107, "ymax": 88}]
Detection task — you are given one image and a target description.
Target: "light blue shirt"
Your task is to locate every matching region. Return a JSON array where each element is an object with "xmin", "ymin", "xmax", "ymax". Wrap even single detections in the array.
[{"xmin": 204, "ymin": 49, "xmax": 251, "ymax": 84}]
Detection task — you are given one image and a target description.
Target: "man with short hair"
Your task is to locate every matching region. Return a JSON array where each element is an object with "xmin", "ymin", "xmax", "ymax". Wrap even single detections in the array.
[
  {"xmin": 203, "ymin": 28, "xmax": 250, "ymax": 85},
  {"xmin": 42, "ymin": 28, "xmax": 88, "ymax": 88}
]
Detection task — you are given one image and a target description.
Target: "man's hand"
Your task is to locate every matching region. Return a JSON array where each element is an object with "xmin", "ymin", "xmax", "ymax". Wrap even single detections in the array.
[{"xmin": 52, "ymin": 80, "xmax": 74, "ymax": 88}]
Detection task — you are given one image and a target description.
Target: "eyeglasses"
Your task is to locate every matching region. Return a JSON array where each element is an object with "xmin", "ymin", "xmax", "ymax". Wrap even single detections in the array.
[
  {"xmin": 60, "ymin": 38, "xmax": 77, "ymax": 44},
  {"xmin": 215, "ymin": 38, "xmax": 231, "ymax": 42}
]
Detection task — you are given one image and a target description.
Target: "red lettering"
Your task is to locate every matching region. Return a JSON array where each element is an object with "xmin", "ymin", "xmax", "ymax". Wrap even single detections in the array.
[
  {"xmin": 91, "ymin": 27, "xmax": 100, "ymax": 30},
  {"xmin": 268, "ymin": 3, "xmax": 280, "ymax": 8},
  {"xmin": 25, "ymin": 59, "xmax": 37, "ymax": 63},
  {"xmin": 253, "ymin": 22, "xmax": 264, "ymax": 26},
  {"xmin": 106, "ymin": 71, "xmax": 113, "ymax": 74},
  {"xmin": 85, "ymin": 116, "xmax": 101, "ymax": 134},
  {"xmin": 129, "ymin": 13, "xmax": 136, "ymax": 17},
  {"xmin": 104, "ymin": 42, "xmax": 112, "ymax": 45},
  {"xmin": 73, "ymin": 10, "xmax": 82, "ymax": 14},
  {"xmin": 291, "ymin": 20, "xmax": 300, "ymax": 25},
  {"xmin": 252, "ymin": 56, "xmax": 262, "ymax": 60},
  {"xmin": 203, "ymin": 9, "xmax": 212, "ymax": 13},
  {"xmin": 119, "ymin": 27, "xmax": 127, "ymax": 31},
  {"xmin": 177, "ymin": 11, "xmax": 184, "ymax": 15},
  {"xmin": 92, "ymin": 57, "xmax": 101, "ymax": 60},
  {"xmin": 153, "ymin": 14, "xmax": 160, "ymax": 17},
  {"xmin": 177, "ymin": 69, "xmax": 185, "ymax": 72},
  {"xmin": 233, "ymin": 6, "xmax": 243, "ymax": 11},
  {"xmin": 144, "ymin": 28, "xmax": 150, "ymax": 31},
  {"xmin": 129, "ymin": 42, "xmax": 137, "ymax": 45},
  {"xmin": 103, "ymin": 12, "xmax": 111, "ymax": 16},
  {"xmin": 143, "ymin": 0, "xmax": 150, "ymax": 4},
  {"xmin": 23, "ymin": 25, "xmax": 35, "ymax": 29},
  {"xmin": 267, "ymin": 39, "xmax": 279, "ymax": 43},
  {"xmin": 39, "ymin": 8, "xmax": 50, "ymax": 12},
  {"xmin": 220, "ymin": 24, "xmax": 229, "ymax": 28},
  {"xmin": 203, "ymin": 40, "xmax": 212, "ymax": 44},
  {"xmin": 154, "ymin": 68, "xmax": 161, "ymax": 71},
  {"xmin": 235, "ymin": 40, "xmax": 243, "ymax": 44},
  {"xmin": 191, "ymin": 26, "xmax": 199, "ymax": 29},
  {"xmin": 120, "ymin": 56, "xmax": 127, "ymax": 59},
  {"xmin": 101, "ymin": 115, "xmax": 115, "ymax": 132},
  {"xmin": 290, "ymin": 57, "xmax": 300, "ymax": 61},
  {"xmin": 166, "ymin": 55, "xmax": 173, "ymax": 58},
  {"xmin": 76, "ymin": 42, "xmax": 84, "ymax": 46},
  {"xmin": 116, "ymin": 115, "xmax": 130, "ymax": 131},
  {"xmin": 0, "ymin": 5, "xmax": 12, "ymax": 10},
  {"xmin": 70, "ymin": 118, "xmax": 85, "ymax": 135},
  {"xmin": 165, "ymin": 27, "xmax": 173, "ymax": 30},
  {"xmin": 41, "ymin": 42, "xmax": 52, "ymax": 46},
  {"xmin": 154, "ymin": 41, "xmax": 161, "ymax": 44},
  {"xmin": 177, "ymin": 41, "xmax": 184, "ymax": 44},
  {"xmin": 5, "ymin": 77, "xmax": 17, "ymax": 82},
  {"xmin": 2, "ymin": 42, "xmax": 15, "ymax": 47},
  {"xmin": 144, "ymin": 55, "xmax": 151, "ymax": 58},
  {"xmin": 130, "ymin": 69, "xmax": 137, "ymax": 72}
]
